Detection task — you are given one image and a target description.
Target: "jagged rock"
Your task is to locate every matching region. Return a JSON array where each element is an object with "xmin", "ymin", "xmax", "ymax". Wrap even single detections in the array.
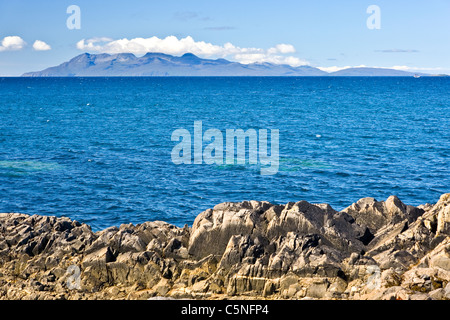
[
  {"xmin": 0, "ymin": 194, "xmax": 449, "ymax": 300},
  {"xmin": 188, "ymin": 201, "xmax": 271, "ymax": 258},
  {"xmin": 329, "ymin": 277, "xmax": 348, "ymax": 295},
  {"xmin": 435, "ymin": 194, "xmax": 450, "ymax": 236},
  {"xmin": 381, "ymin": 268, "xmax": 402, "ymax": 287},
  {"xmin": 306, "ymin": 279, "xmax": 329, "ymax": 299},
  {"xmin": 342, "ymin": 196, "xmax": 423, "ymax": 234}
]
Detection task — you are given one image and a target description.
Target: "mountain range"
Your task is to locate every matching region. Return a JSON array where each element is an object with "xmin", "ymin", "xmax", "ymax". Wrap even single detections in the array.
[{"xmin": 22, "ymin": 52, "xmax": 433, "ymax": 77}]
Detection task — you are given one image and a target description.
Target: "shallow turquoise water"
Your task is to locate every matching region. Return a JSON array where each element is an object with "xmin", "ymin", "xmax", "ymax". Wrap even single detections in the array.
[{"xmin": 0, "ymin": 77, "xmax": 449, "ymax": 230}]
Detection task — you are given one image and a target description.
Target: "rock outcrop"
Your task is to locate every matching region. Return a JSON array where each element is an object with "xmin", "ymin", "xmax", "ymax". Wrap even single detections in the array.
[{"xmin": 1, "ymin": 194, "xmax": 449, "ymax": 300}]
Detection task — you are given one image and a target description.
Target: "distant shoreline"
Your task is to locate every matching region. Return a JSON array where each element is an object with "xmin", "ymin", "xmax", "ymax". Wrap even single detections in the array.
[
  {"xmin": 20, "ymin": 52, "xmax": 447, "ymax": 77},
  {"xmin": 1, "ymin": 75, "xmax": 449, "ymax": 78}
]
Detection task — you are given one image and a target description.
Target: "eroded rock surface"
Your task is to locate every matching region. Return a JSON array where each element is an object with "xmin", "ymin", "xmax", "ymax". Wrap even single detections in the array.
[{"xmin": 1, "ymin": 194, "xmax": 449, "ymax": 300}]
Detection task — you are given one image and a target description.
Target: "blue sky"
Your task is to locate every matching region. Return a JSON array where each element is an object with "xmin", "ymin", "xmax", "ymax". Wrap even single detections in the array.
[{"xmin": 0, "ymin": 0, "xmax": 449, "ymax": 75}]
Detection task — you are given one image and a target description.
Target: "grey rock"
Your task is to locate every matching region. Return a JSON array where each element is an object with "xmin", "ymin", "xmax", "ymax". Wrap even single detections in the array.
[{"xmin": 0, "ymin": 194, "xmax": 449, "ymax": 300}]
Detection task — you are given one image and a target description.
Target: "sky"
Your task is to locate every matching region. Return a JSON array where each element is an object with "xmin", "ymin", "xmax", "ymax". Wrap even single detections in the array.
[{"xmin": 0, "ymin": 0, "xmax": 449, "ymax": 75}]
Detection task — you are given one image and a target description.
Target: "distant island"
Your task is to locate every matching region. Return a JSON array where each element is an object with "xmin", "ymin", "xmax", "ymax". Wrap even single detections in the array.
[{"xmin": 21, "ymin": 52, "xmax": 446, "ymax": 77}]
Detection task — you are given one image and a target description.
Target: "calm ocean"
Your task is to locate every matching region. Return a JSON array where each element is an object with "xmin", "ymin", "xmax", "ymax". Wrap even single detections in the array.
[{"xmin": 0, "ymin": 77, "xmax": 449, "ymax": 230}]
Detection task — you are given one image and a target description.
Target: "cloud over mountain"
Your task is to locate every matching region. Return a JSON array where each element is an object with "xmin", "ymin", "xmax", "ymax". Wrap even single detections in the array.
[{"xmin": 75, "ymin": 36, "xmax": 308, "ymax": 67}]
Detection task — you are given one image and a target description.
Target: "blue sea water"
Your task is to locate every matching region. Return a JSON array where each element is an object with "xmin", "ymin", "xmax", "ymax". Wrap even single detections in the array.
[{"xmin": 0, "ymin": 77, "xmax": 449, "ymax": 231}]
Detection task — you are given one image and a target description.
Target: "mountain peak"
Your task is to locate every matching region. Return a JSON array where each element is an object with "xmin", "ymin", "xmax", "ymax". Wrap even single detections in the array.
[
  {"xmin": 181, "ymin": 53, "xmax": 199, "ymax": 58},
  {"xmin": 70, "ymin": 52, "xmax": 93, "ymax": 61},
  {"xmin": 142, "ymin": 52, "xmax": 172, "ymax": 59},
  {"xmin": 177, "ymin": 53, "xmax": 203, "ymax": 65}
]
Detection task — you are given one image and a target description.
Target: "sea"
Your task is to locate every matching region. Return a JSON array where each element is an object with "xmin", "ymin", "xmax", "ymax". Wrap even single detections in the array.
[{"xmin": 0, "ymin": 77, "xmax": 449, "ymax": 231}]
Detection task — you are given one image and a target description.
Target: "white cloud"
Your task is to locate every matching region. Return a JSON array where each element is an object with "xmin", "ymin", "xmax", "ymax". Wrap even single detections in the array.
[
  {"xmin": 267, "ymin": 44, "xmax": 296, "ymax": 54},
  {"xmin": 234, "ymin": 53, "xmax": 304, "ymax": 66},
  {"xmin": 390, "ymin": 65, "xmax": 443, "ymax": 71},
  {"xmin": 0, "ymin": 36, "xmax": 26, "ymax": 52},
  {"xmin": 317, "ymin": 65, "xmax": 370, "ymax": 73},
  {"xmin": 32, "ymin": 40, "xmax": 51, "ymax": 51},
  {"xmin": 76, "ymin": 36, "xmax": 309, "ymax": 67}
]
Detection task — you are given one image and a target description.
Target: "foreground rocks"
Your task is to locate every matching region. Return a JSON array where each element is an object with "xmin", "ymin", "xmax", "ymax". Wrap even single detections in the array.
[{"xmin": 0, "ymin": 194, "xmax": 449, "ymax": 300}]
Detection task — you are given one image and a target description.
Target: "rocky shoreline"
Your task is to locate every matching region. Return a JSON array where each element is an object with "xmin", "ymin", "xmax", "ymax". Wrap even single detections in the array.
[{"xmin": 1, "ymin": 194, "xmax": 449, "ymax": 300}]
